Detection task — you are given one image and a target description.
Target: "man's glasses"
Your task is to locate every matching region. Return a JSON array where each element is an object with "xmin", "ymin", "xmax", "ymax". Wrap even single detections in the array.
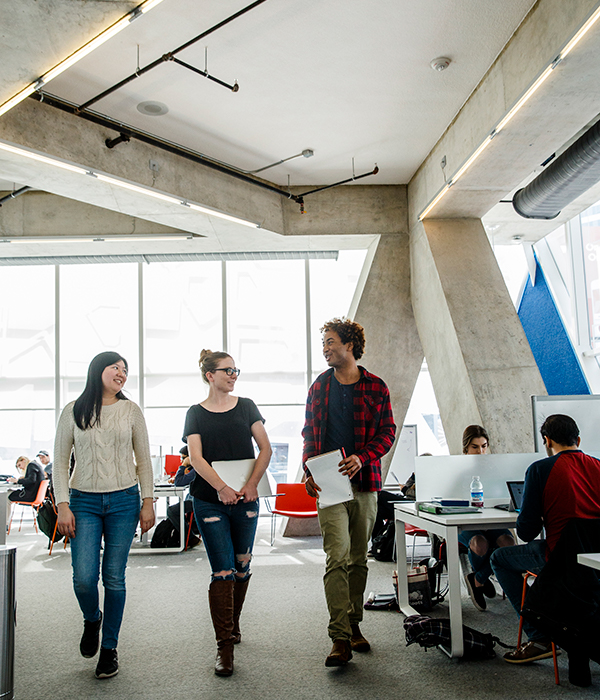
[{"xmin": 213, "ymin": 367, "xmax": 241, "ymax": 377}]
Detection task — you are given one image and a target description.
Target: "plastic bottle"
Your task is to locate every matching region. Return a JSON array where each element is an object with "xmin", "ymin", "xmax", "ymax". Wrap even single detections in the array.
[{"xmin": 470, "ymin": 475, "xmax": 484, "ymax": 508}]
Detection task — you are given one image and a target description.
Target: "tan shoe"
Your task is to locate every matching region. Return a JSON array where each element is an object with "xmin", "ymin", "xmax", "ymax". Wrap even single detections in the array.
[
  {"xmin": 325, "ymin": 639, "xmax": 353, "ymax": 667},
  {"xmin": 350, "ymin": 624, "xmax": 371, "ymax": 652}
]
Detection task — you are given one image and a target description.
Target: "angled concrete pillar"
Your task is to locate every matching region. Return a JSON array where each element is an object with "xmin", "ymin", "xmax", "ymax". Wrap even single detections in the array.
[
  {"xmin": 354, "ymin": 233, "xmax": 424, "ymax": 477},
  {"xmin": 410, "ymin": 218, "xmax": 546, "ymax": 454}
]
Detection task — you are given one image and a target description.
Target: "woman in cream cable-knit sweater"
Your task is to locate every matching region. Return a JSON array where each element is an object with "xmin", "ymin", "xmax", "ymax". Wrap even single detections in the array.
[{"xmin": 54, "ymin": 351, "xmax": 155, "ymax": 680}]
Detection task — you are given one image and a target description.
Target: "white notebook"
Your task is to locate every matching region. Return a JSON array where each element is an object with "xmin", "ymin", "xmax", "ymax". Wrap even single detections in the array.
[
  {"xmin": 211, "ymin": 459, "xmax": 273, "ymax": 497},
  {"xmin": 305, "ymin": 450, "xmax": 354, "ymax": 508}
]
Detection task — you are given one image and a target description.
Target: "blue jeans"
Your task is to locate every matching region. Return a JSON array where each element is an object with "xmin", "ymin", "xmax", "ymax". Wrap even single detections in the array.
[
  {"xmin": 458, "ymin": 528, "xmax": 512, "ymax": 584},
  {"xmin": 490, "ymin": 539, "xmax": 547, "ymax": 642},
  {"xmin": 69, "ymin": 487, "xmax": 141, "ymax": 650},
  {"xmin": 193, "ymin": 498, "xmax": 259, "ymax": 581}
]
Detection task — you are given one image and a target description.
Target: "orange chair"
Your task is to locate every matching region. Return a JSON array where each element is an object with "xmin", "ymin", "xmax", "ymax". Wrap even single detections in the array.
[
  {"xmin": 518, "ymin": 571, "xmax": 560, "ymax": 684},
  {"xmin": 266, "ymin": 483, "xmax": 318, "ymax": 546},
  {"xmin": 8, "ymin": 479, "xmax": 49, "ymax": 534},
  {"xmin": 164, "ymin": 455, "xmax": 180, "ymax": 478},
  {"xmin": 404, "ymin": 523, "xmax": 430, "ymax": 565}
]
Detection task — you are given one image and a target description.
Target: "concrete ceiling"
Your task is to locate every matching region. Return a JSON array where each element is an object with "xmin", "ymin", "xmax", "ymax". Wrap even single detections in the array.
[{"xmin": 1, "ymin": 0, "xmax": 537, "ymax": 188}]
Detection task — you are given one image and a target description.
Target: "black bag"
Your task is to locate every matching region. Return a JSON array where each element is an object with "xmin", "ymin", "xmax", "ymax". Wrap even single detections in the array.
[
  {"xmin": 403, "ymin": 614, "xmax": 512, "ymax": 660},
  {"xmin": 37, "ymin": 498, "xmax": 63, "ymax": 542},
  {"xmin": 371, "ymin": 521, "xmax": 396, "ymax": 561},
  {"xmin": 151, "ymin": 519, "xmax": 180, "ymax": 548}
]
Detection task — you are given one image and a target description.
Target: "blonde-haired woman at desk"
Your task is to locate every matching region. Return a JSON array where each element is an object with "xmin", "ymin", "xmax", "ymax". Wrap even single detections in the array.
[{"xmin": 460, "ymin": 425, "xmax": 515, "ymax": 611}]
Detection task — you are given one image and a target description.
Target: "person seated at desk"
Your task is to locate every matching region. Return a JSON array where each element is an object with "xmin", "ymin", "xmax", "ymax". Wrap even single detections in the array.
[
  {"xmin": 7, "ymin": 455, "xmax": 46, "ymax": 505},
  {"xmin": 460, "ymin": 425, "xmax": 515, "ymax": 611},
  {"xmin": 491, "ymin": 414, "xmax": 600, "ymax": 676},
  {"xmin": 166, "ymin": 445, "xmax": 199, "ymax": 539}
]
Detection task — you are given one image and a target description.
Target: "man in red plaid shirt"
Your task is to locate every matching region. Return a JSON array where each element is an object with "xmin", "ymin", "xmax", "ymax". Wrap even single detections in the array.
[{"xmin": 303, "ymin": 318, "xmax": 396, "ymax": 667}]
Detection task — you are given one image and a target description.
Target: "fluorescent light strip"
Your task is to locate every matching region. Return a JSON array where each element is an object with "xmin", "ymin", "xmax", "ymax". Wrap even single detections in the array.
[
  {"xmin": 0, "ymin": 0, "xmax": 165, "ymax": 117},
  {"xmin": 0, "ymin": 141, "xmax": 89, "ymax": 175},
  {"xmin": 0, "ymin": 234, "xmax": 197, "ymax": 243},
  {"xmin": 0, "ymin": 140, "xmax": 260, "ymax": 229},
  {"xmin": 418, "ymin": 6, "xmax": 600, "ymax": 221}
]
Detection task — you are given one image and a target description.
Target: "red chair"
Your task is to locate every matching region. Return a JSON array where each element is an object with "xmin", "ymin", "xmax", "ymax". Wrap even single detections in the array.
[
  {"xmin": 8, "ymin": 479, "xmax": 49, "ymax": 534},
  {"xmin": 518, "ymin": 571, "xmax": 559, "ymax": 684},
  {"xmin": 404, "ymin": 524, "xmax": 429, "ymax": 565},
  {"xmin": 164, "ymin": 455, "xmax": 180, "ymax": 478},
  {"xmin": 266, "ymin": 483, "xmax": 318, "ymax": 546}
]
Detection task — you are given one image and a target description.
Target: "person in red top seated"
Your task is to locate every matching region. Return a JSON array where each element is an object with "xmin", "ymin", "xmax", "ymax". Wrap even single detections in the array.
[
  {"xmin": 303, "ymin": 318, "xmax": 396, "ymax": 668},
  {"xmin": 491, "ymin": 414, "xmax": 600, "ymax": 665}
]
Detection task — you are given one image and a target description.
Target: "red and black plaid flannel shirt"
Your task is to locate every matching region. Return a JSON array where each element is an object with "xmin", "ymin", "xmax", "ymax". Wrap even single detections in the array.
[{"xmin": 302, "ymin": 367, "xmax": 396, "ymax": 492}]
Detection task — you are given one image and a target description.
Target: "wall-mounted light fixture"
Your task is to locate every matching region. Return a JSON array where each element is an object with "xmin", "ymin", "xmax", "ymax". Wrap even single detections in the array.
[
  {"xmin": 418, "ymin": 4, "xmax": 600, "ymax": 220},
  {"xmin": 0, "ymin": 0, "xmax": 166, "ymax": 117},
  {"xmin": 0, "ymin": 140, "xmax": 261, "ymax": 230}
]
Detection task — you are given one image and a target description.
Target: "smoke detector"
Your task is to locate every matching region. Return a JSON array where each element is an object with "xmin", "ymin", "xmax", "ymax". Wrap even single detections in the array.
[
  {"xmin": 430, "ymin": 57, "xmax": 451, "ymax": 72},
  {"xmin": 137, "ymin": 101, "xmax": 169, "ymax": 116}
]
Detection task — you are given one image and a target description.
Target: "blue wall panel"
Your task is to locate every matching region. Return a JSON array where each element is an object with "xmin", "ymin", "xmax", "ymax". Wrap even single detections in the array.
[{"xmin": 518, "ymin": 261, "xmax": 589, "ymax": 395}]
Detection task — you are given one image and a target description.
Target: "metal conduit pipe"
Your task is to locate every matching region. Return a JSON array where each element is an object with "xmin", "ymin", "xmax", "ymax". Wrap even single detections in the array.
[
  {"xmin": 77, "ymin": 0, "xmax": 266, "ymax": 111},
  {"xmin": 32, "ymin": 92, "xmax": 304, "ymax": 203},
  {"xmin": 513, "ymin": 117, "xmax": 600, "ymax": 219},
  {"xmin": 0, "ymin": 186, "xmax": 32, "ymax": 206}
]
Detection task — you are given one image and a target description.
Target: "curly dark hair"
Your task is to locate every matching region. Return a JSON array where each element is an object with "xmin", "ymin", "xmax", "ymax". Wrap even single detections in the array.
[{"xmin": 320, "ymin": 317, "xmax": 366, "ymax": 359}]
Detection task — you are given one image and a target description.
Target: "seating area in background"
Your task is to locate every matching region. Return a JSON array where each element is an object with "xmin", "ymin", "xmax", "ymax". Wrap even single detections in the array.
[{"xmin": 8, "ymin": 479, "xmax": 49, "ymax": 534}]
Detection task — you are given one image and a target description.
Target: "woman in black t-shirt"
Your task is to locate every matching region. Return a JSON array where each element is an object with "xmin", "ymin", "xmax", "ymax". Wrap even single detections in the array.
[{"xmin": 183, "ymin": 349, "xmax": 271, "ymax": 677}]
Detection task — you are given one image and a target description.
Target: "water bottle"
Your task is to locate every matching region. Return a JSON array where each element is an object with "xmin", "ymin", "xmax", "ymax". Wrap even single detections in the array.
[{"xmin": 470, "ymin": 475, "xmax": 484, "ymax": 508}]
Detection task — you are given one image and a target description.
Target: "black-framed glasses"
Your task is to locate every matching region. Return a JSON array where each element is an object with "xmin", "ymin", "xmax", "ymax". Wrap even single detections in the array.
[{"xmin": 213, "ymin": 367, "xmax": 241, "ymax": 377}]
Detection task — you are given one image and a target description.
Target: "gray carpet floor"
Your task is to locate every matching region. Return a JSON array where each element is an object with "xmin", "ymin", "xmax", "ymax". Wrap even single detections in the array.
[{"xmin": 8, "ymin": 513, "xmax": 598, "ymax": 699}]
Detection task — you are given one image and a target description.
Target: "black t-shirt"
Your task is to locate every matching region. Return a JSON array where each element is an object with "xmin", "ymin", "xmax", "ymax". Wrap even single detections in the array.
[
  {"xmin": 182, "ymin": 397, "xmax": 264, "ymax": 503},
  {"xmin": 324, "ymin": 375, "xmax": 356, "ymax": 457}
]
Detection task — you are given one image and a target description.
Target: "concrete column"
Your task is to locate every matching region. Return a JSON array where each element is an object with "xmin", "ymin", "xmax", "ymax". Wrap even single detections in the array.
[
  {"xmin": 354, "ymin": 233, "xmax": 424, "ymax": 477},
  {"xmin": 410, "ymin": 218, "xmax": 546, "ymax": 454}
]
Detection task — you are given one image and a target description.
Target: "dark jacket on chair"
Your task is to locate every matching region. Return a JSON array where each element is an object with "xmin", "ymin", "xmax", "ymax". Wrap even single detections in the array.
[
  {"xmin": 522, "ymin": 518, "xmax": 600, "ymax": 663},
  {"xmin": 9, "ymin": 461, "xmax": 46, "ymax": 503}
]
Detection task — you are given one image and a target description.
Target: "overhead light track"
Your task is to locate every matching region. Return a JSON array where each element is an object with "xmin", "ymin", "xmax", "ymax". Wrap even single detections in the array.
[{"xmin": 0, "ymin": 186, "xmax": 32, "ymax": 207}]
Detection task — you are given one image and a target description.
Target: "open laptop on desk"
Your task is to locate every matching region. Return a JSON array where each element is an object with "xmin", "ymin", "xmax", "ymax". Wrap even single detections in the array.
[{"xmin": 494, "ymin": 480, "xmax": 525, "ymax": 512}]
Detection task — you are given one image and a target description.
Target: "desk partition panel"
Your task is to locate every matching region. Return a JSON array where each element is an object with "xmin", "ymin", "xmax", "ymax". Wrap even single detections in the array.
[{"xmin": 414, "ymin": 453, "xmax": 536, "ymax": 503}]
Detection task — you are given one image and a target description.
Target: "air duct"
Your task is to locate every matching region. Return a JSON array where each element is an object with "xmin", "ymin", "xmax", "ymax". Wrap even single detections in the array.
[{"xmin": 513, "ymin": 118, "xmax": 600, "ymax": 219}]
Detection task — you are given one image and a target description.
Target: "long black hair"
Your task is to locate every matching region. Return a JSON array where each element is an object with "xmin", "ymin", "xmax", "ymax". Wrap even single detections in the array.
[{"xmin": 73, "ymin": 351, "xmax": 129, "ymax": 430}]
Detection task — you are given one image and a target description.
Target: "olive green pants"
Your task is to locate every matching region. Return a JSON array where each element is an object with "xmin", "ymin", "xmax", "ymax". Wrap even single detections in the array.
[{"xmin": 317, "ymin": 489, "xmax": 377, "ymax": 641}]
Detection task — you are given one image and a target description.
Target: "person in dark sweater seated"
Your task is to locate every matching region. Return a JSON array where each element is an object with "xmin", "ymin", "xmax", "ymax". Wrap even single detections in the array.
[
  {"xmin": 8, "ymin": 455, "xmax": 46, "ymax": 502},
  {"xmin": 491, "ymin": 414, "xmax": 600, "ymax": 674},
  {"xmin": 166, "ymin": 445, "xmax": 199, "ymax": 538}
]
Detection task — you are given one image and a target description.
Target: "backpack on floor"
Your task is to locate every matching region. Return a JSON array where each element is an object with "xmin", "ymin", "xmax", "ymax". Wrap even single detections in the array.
[
  {"xmin": 151, "ymin": 519, "xmax": 180, "ymax": 548},
  {"xmin": 371, "ymin": 521, "xmax": 396, "ymax": 561},
  {"xmin": 37, "ymin": 496, "xmax": 63, "ymax": 542}
]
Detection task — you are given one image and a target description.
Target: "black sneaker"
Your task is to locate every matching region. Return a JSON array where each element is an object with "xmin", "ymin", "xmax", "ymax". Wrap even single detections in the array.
[
  {"xmin": 482, "ymin": 578, "xmax": 497, "ymax": 599},
  {"xmin": 95, "ymin": 647, "xmax": 119, "ymax": 679},
  {"xmin": 80, "ymin": 612, "xmax": 102, "ymax": 658},
  {"xmin": 465, "ymin": 572, "xmax": 486, "ymax": 611}
]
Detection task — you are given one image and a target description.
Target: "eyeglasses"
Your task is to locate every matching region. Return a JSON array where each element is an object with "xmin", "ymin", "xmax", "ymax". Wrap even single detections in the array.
[{"xmin": 213, "ymin": 367, "xmax": 241, "ymax": 377}]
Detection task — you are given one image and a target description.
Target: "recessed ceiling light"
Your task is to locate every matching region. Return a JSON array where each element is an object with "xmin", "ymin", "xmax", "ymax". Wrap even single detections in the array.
[{"xmin": 137, "ymin": 101, "xmax": 169, "ymax": 116}]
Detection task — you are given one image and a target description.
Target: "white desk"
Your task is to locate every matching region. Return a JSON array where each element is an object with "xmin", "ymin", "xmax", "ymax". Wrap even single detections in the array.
[
  {"xmin": 577, "ymin": 553, "xmax": 600, "ymax": 571},
  {"xmin": 0, "ymin": 485, "xmax": 19, "ymax": 545},
  {"xmin": 394, "ymin": 502, "xmax": 518, "ymax": 658},
  {"xmin": 130, "ymin": 485, "xmax": 187, "ymax": 555}
]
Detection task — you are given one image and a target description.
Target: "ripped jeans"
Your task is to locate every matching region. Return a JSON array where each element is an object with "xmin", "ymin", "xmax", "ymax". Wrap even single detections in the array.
[{"xmin": 193, "ymin": 497, "xmax": 259, "ymax": 581}]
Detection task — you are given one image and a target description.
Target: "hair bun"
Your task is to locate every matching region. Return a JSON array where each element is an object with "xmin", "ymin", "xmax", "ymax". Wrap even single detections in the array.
[{"xmin": 199, "ymin": 349, "xmax": 212, "ymax": 365}]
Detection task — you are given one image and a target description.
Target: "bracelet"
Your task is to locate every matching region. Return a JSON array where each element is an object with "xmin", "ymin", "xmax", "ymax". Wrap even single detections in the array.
[{"xmin": 217, "ymin": 484, "xmax": 227, "ymax": 493}]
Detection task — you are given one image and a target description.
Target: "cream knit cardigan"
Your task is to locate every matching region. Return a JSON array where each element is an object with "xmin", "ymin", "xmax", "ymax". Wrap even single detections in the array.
[{"xmin": 53, "ymin": 399, "xmax": 154, "ymax": 505}]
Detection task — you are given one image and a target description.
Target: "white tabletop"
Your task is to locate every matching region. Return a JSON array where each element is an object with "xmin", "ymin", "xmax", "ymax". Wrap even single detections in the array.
[
  {"xmin": 395, "ymin": 501, "xmax": 518, "ymax": 529},
  {"xmin": 577, "ymin": 553, "xmax": 600, "ymax": 571}
]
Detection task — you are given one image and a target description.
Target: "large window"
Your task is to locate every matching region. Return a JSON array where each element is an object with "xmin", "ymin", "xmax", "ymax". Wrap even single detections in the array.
[{"xmin": 0, "ymin": 254, "xmax": 368, "ymax": 479}]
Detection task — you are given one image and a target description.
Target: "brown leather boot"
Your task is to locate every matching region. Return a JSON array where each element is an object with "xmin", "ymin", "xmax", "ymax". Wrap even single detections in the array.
[
  {"xmin": 232, "ymin": 575, "xmax": 251, "ymax": 644},
  {"xmin": 208, "ymin": 579, "xmax": 235, "ymax": 676},
  {"xmin": 325, "ymin": 639, "xmax": 353, "ymax": 667}
]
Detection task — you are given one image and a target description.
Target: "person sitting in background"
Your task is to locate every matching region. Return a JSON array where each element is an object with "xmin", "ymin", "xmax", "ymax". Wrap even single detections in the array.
[
  {"xmin": 491, "ymin": 414, "xmax": 600, "ymax": 679},
  {"xmin": 166, "ymin": 445, "xmax": 199, "ymax": 539},
  {"xmin": 8, "ymin": 455, "xmax": 46, "ymax": 504},
  {"xmin": 37, "ymin": 450, "xmax": 53, "ymax": 479},
  {"xmin": 460, "ymin": 425, "xmax": 515, "ymax": 611}
]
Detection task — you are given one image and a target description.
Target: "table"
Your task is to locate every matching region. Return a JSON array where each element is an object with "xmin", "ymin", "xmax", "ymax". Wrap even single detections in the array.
[
  {"xmin": 0, "ymin": 486, "xmax": 19, "ymax": 546},
  {"xmin": 129, "ymin": 485, "xmax": 187, "ymax": 555},
  {"xmin": 394, "ymin": 501, "xmax": 518, "ymax": 658},
  {"xmin": 577, "ymin": 553, "xmax": 600, "ymax": 571}
]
